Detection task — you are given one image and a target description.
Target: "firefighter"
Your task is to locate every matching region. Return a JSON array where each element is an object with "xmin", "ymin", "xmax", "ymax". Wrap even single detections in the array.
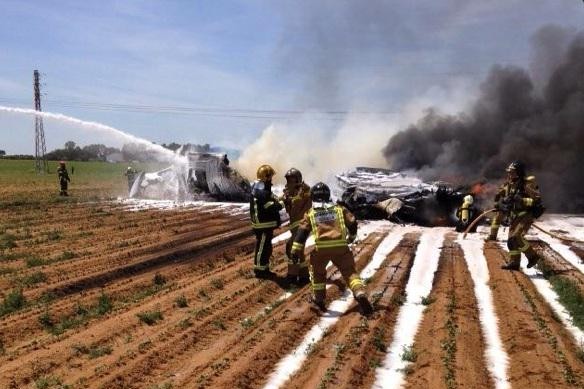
[
  {"xmin": 290, "ymin": 182, "xmax": 373, "ymax": 315},
  {"xmin": 124, "ymin": 166, "xmax": 137, "ymax": 193},
  {"xmin": 57, "ymin": 161, "xmax": 71, "ymax": 196},
  {"xmin": 486, "ymin": 161, "xmax": 545, "ymax": 270},
  {"xmin": 281, "ymin": 168, "xmax": 312, "ymax": 286},
  {"xmin": 250, "ymin": 164, "xmax": 283, "ymax": 278},
  {"xmin": 455, "ymin": 194, "xmax": 477, "ymax": 232}
]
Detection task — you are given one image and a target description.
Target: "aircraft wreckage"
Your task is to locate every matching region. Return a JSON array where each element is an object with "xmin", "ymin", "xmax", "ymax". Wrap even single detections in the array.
[{"xmin": 130, "ymin": 161, "xmax": 480, "ymax": 228}]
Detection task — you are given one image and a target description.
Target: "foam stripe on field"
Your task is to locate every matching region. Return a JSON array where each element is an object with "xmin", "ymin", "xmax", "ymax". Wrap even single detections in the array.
[
  {"xmin": 522, "ymin": 261, "xmax": 584, "ymax": 346},
  {"xmin": 372, "ymin": 228, "xmax": 446, "ymax": 389},
  {"xmin": 262, "ymin": 227, "xmax": 408, "ymax": 389},
  {"xmin": 457, "ymin": 235, "xmax": 509, "ymax": 389}
]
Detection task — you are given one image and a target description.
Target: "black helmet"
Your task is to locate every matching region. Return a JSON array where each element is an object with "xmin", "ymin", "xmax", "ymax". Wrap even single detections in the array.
[
  {"xmin": 506, "ymin": 160, "xmax": 526, "ymax": 177},
  {"xmin": 285, "ymin": 168, "xmax": 302, "ymax": 183},
  {"xmin": 311, "ymin": 182, "xmax": 331, "ymax": 202}
]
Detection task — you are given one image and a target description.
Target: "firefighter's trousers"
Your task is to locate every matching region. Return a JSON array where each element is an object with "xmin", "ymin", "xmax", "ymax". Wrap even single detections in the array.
[
  {"xmin": 308, "ymin": 246, "xmax": 365, "ymax": 303},
  {"xmin": 285, "ymin": 227, "xmax": 309, "ymax": 278},
  {"xmin": 253, "ymin": 228, "xmax": 274, "ymax": 272},
  {"xmin": 505, "ymin": 214, "xmax": 538, "ymax": 266}
]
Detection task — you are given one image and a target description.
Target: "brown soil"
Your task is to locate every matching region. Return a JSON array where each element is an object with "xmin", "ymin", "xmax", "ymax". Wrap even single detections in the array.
[
  {"xmin": 404, "ymin": 234, "xmax": 493, "ymax": 389},
  {"xmin": 2, "ymin": 200, "xmax": 584, "ymax": 389},
  {"xmin": 484, "ymin": 242, "xmax": 584, "ymax": 389}
]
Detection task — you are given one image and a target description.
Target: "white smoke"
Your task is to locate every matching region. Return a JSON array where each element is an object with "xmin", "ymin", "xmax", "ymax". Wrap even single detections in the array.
[{"xmin": 234, "ymin": 113, "xmax": 392, "ymax": 186}]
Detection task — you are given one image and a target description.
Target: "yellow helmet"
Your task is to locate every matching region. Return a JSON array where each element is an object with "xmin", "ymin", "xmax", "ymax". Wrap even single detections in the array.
[{"xmin": 256, "ymin": 164, "xmax": 276, "ymax": 182}]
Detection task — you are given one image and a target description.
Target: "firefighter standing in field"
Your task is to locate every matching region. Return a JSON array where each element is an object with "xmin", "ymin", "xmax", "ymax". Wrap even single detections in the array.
[
  {"xmin": 290, "ymin": 182, "xmax": 373, "ymax": 315},
  {"xmin": 250, "ymin": 164, "xmax": 283, "ymax": 278},
  {"xmin": 487, "ymin": 161, "xmax": 545, "ymax": 270},
  {"xmin": 455, "ymin": 194, "xmax": 477, "ymax": 232},
  {"xmin": 57, "ymin": 161, "xmax": 71, "ymax": 196},
  {"xmin": 281, "ymin": 168, "xmax": 312, "ymax": 286},
  {"xmin": 124, "ymin": 166, "xmax": 137, "ymax": 193}
]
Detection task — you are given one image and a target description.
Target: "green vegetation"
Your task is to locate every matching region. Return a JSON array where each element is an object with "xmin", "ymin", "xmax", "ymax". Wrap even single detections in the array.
[
  {"xmin": 0, "ymin": 289, "xmax": 26, "ymax": 317},
  {"xmin": 18, "ymin": 271, "xmax": 48, "ymax": 287},
  {"xmin": 400, "ymin": 344, "xmax": 418, "ymax": 362},
  {"xmin": 137, "ymin": 310, "xmax": 163, "ymax": 325},
  {"xmin": 174, "ymin": 294, "xmax": 188, "ymax": 308},
  {"xmin": 71, "ymin": 343, "xmax": 113, "ymax": 359},
  {"xmin": 0, "ymin": 159, "xmax": 166, "ymax": 205}
]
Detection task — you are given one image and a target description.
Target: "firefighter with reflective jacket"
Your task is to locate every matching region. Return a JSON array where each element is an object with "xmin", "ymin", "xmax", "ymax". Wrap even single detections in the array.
[
  {"xmin": 124, "ymin": 166, "xmax": 137, "ymax": 193},
  {"xmin": 57, "ymin": 161, "xmax": 71, "ymax": 196},
  {"xmin": 455, "ymin": 194, "xmax": 477, "ymax": 232},
  {"xmin": 487, "ymin": 161, "xmax": 545, "ymax": 270},
  {"xmin": 290, "ymin": 182, "xmax": 373, "ymax": 315},
  {"xmin": 250, "ymin": 165, "xmax": 283, "ymax": 278},
  {"xmin": 281, "ymin": 168, "xmax": 312, "ymax": 286}
]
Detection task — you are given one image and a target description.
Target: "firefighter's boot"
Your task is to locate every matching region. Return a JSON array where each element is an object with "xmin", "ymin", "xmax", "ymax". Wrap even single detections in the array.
[
  {"xmin": 355, "ymin": 291, "xmax": 373, "ymax": 316},
  {"xmin": 308, "ymin": 295, "xmax": 326, "ymax": 312},
  {"xmin": 501, "ymin": 253, "xmax": 521, "ymax": 271},
  {"xmin": 525, "ymin": 247, "xmax": 540, "ymax": 269}
]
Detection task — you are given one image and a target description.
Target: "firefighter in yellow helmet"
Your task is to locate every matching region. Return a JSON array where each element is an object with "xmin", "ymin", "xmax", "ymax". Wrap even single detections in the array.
[
  {"xmin": 281, "ymin": 168, "xmax": 312, "ymax": 286},
  {"xmin": 487, "ymin": 161, "xmax": 545, "ymax": 270},
  {"xmin": 455, "ymin": 194, "xmax": 477, "ymax": 232},
  {"xmin": 250, "ymin": 164, "xmax": 283, "ymax": 278},
  {"xmin": 290, "ymin": 182, "xmax": 373, "ymax": 315}
]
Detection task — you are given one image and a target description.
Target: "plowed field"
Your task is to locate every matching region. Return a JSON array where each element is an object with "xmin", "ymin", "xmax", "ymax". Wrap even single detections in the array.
[{"xmin": 1, "ymin": 200, "xmax": 583, "ymax": 389}]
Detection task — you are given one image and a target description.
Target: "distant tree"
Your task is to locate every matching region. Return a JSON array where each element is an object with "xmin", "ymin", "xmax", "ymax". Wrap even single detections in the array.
[
  {"xmin": 64, "ymin": 141, "xmax": 76, "ymax": 151},
  {"xmin": 0, "ymin": 150, "xmax": 5, "ymax": 156}
]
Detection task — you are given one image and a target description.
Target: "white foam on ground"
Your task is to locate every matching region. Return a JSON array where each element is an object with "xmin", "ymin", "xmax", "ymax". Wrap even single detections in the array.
[
  {"xmin": 458, "ymin": 235, "xmax": 509, "ymax": 389},
  {"xmin": 262, "ymin": 227, "xmax": 408, "ymax": 389},
  {"xmin": 529, "ymin": 230, "xmax": 584, "ymax": 276},
  {"xmin": 522, "ymin": 259, "xmax": 584, "ymax": 347},
  {"xmin": 117, "ymin": 198, "xmax": 249, "ymax": 214},
  {"xmin": 372, "ymin": 228, "xmax": 446, "ymax": 389}
]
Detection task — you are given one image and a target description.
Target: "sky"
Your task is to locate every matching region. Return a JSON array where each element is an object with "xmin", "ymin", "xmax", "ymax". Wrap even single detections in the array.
[{"xmin": 0, "ymin": 0, "xmax": 582, "ymax": 155}]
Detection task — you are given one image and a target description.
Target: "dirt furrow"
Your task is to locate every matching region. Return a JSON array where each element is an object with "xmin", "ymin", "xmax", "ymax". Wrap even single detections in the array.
[
  {"xmin": 484, "ymin": 242, "xmax": 584, "ymax": 388},
  {"xmin": 165, "ymin": 234, "xmax": 387, "ymax": 389},
  {"xmin": 404, "ymin": 235, "xmax": 492, "ymax": 389},
  {"xmin": 279, "ymin": 233, "xmax": 418, "ymax": 389}
]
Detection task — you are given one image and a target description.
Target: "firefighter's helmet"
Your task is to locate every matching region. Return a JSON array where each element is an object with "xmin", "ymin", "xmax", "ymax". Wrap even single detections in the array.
[
  {"xmin": 463, "ymin": 194, "xmax": 474, "ymax": 205},
  {"xmin": 311, "ymin": 182, "xmax": 331, "ymax": 202},
  {"xmin": 59, "ymin": 161, "xmax": 66, "ymax": 166},
  {"xmin": 506, "ymin": 160, "xmax": 526, "ymax": 177},
  {"xmin": 284, "ymin": 168, "xmax": 302, "ymax": 183},
  {"xmin": 127, "ymin": 166, "xmax": 133, "ymax": 172},
  {"xmin": 256, "ymin": 164, "xmax": 276, "ymax": 182}
]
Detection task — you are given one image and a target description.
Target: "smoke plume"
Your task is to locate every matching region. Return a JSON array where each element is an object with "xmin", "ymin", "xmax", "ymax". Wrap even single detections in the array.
[{"xmin": 384, "ymin": 27, "xmax": 584, "ymax": 212}]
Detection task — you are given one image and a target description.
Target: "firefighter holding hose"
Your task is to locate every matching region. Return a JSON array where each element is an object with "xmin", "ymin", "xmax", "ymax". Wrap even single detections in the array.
[
  {"xmin": 57, "ymin": 161, "xmax": 71, "ymax": 196},
  {"xmin": 487, "ymin": 161, "xmax": 545, "ymax": 270}
]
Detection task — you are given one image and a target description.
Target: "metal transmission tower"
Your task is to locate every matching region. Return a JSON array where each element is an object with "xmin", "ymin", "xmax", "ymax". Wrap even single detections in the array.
[{"xmin": 33, "ymin": 70, "xmax": 48, "ymax": 174}]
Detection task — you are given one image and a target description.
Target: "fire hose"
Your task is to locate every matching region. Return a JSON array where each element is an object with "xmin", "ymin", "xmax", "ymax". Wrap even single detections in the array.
[{"xmin": 462, "ymin": 208, "xmax": 584, "ymax": 244}]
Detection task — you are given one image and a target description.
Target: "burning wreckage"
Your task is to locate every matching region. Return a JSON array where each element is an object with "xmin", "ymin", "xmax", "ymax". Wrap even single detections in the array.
[
  {"xmin": 335, "ymin": 167, "xmax": 482, "ymax": 229},
  {"xmin": 130, "ymin": 160, "xmax": 481, "ymax": 229},
  {"xmin": 129, "ymin": 152, "xmax": 251, "ymax": 202}
]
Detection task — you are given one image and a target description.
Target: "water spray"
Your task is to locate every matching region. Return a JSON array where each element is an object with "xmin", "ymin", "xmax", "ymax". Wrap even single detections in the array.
[{"xmin": 0, "ymin": 105, "xmax": 188, "ymax": 167}]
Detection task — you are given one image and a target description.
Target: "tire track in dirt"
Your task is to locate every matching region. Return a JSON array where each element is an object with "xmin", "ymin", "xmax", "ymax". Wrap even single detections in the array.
[
  {"xmin": 404, "ymin": 235, "xmax": 493, "ymax": 389},
  {"xmin": 484, "ymin": 242, "xmax": 584, "ymax": 388}
]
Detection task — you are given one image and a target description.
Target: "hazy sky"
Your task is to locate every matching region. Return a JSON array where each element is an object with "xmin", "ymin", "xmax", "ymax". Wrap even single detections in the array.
[{"xmin": 0, "ymin": 0, "xmax": 582, "ymax": 154}]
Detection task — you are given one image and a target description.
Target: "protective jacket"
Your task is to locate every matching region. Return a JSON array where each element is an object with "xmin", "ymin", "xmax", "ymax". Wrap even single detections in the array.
[
  {"xmin": 292, "ymin": 203, "xmax": 357, "ymax": 252},
  {"xmin": 249, "ymin": 180, "xmax": 283, "ymax": 230},
  {"xmin": 282, "ymin": 182, "xmax": 312, "ymax": 229}
]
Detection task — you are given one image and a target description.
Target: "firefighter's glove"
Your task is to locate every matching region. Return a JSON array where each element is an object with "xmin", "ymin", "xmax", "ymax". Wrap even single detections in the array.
[
  {"xmin": 498, "ymin": 199, "xmax": 512, "ymax": 213},
  {"xmin": 512, "ymin": 194, "xmax": 524, "ymax": 208}
]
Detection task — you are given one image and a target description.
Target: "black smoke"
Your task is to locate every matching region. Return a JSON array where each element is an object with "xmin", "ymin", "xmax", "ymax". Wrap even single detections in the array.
[{"xmin": 383, "ymin": 27, "xmax": 584, "ymax": 212}]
